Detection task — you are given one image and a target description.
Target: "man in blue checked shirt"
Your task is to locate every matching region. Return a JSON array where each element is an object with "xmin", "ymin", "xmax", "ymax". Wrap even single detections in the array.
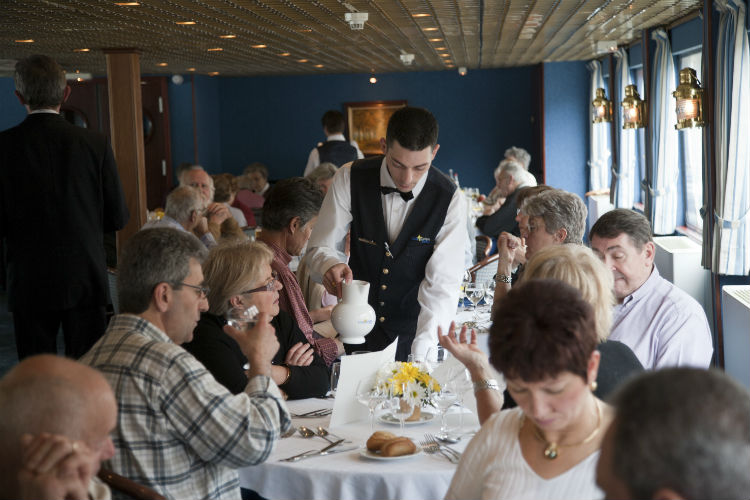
[{"xmin": 80, "ymin": 228, "xmax": 290, "ymax": 500}]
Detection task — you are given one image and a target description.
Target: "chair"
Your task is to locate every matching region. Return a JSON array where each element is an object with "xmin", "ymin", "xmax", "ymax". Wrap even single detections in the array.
[
  {"xmin": 475, "ymin": 235, "xmax": 492, "ymax": 263},
  {"xmin": 97, "ymin": 469, "xmax": 166, "ymax": 500},
  {"xmin": 467, "ymin": 254, "xmax": 498, "ymax": 283}
]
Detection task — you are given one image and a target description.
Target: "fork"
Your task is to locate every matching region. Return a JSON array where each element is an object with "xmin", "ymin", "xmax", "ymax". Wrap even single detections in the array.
[
  {"xmin": 419, "ymin": 438, "xmax": 459, "ymax": 464},
  {"xmin": 424, "ymin": 433, "xmax": 462, "ymax": 462}
]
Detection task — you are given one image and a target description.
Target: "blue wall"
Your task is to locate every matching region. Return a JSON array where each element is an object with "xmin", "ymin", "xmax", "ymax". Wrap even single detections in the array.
[
  {"xmin": 542, "ymin": 61, "xmax": 589, "ymax": 199},
  {"xmin": 167, "ymin": 67, "xmax": 536, "ymax": 195},
  {"xmin": 0, "ymin": 79, "xmax": 28, "ymax": 132}
]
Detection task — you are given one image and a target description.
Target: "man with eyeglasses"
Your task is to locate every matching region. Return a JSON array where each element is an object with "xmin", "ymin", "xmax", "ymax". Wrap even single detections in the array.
[
  {"xmin": 80, "ymin": 228, "xmax": 290, "ymax": 500},
  {"xmin": 306, "ymin": 106, "xmax": 467, "ymax": 361},
  {"xmin": 142, "ymin": 185, "xmax": 218, "ymax": 249}
]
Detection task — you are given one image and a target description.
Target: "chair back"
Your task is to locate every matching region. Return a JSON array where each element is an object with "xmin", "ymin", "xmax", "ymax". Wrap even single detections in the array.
[
  {"xmin": 467, "ymin": 254, "xmax": 498, "ymax": 283},
  {"xmin": 475, "ymin": 235, "xmax": 492, "ymax": 263},
  {"xmin": 97, "ymin": 469, "xmax": 166, "ymax": 500}
]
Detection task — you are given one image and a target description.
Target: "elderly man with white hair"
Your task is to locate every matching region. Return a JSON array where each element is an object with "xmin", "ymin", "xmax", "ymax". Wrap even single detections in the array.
[
  {"xmin": 179, "ymin": 166, "xmax": 244, "ymax": 242},
  {"xmin": 476, "ymin": 158, "xmax": 537, "ymax": 239},
  {"xmin": 142, "ymin": 185, "xmax": 217, "ymax": 249}
]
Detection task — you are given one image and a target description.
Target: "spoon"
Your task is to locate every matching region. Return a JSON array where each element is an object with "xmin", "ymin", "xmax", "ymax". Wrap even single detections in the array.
[
  {"xmin": 297, "ymin": 426, "xmax": 316, "ymax": 438},
  {"xmin": 316, "ymin": 426, "xmax": 342, "ymax": 441}
]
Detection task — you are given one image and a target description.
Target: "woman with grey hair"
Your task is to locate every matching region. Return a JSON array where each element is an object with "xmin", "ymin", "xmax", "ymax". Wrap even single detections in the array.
[
  {"xmin": 305, "ymin": 162, "xmax": 338, "ymax": 194},
  {"xmin": 183, "ymin": 241, "xmax": 328, "ymax": 399}
]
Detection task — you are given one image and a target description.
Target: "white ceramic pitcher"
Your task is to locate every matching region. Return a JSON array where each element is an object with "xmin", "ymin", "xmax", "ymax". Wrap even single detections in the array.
[{"xmin": 330, "ymin": 280, "xmax": 376, "ymax": 344}]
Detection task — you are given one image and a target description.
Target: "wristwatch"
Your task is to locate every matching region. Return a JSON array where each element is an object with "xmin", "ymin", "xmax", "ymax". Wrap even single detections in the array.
[{"xmin": 493, "ymin": 273, "xmax": 512, "ymax": 284}]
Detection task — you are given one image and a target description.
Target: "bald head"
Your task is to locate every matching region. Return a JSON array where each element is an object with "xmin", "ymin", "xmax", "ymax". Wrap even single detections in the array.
[{"xmin": 0, "ymin": 355, "xmax": 116, "ymax": 456}]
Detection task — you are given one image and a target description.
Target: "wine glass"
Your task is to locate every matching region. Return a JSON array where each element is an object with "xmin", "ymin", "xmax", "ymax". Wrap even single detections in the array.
[
  {"xmin": 483, "ymin": 279, "xmax": 496, "ymax": 311},
  {"xmin": 431, "ymin": 381, "xmax": 459, "ymax": 440},
  {"xmin": 356, "ymin": 380, "xmax": 385, "ymax": 432},
  {"xmin": 225, "ymin": 305, "xmax": 259, "ymax": 332},
  {"xmin": 464, "ymin": 281, "xmax": 485, "ymax": 326},
  {"xmin": 388, "ymin": 382, "xmax": 414, "ymax": 434},
  {"xmin": 425, "ymin": 345, "xmax": 446, "ymax": 373}
]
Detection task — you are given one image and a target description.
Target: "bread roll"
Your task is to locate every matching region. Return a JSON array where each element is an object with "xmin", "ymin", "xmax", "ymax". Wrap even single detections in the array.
[
  {"xmin": 366, "ymin": 431, "xmax": 397, "ymax": 451},
  {"xmin": 380, "ymin": 437, "xmax": 417, "ymax": 457}
]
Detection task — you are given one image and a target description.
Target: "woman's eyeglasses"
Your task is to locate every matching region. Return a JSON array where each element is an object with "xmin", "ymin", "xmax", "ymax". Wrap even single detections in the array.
[{"xmin": 240, "ymin": 271, "xmax": 279, "ymax": 294}]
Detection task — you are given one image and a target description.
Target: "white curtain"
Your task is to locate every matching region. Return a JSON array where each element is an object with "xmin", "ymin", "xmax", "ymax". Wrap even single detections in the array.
[
  {"xmin": 713, "ymin": 0, "xmax": 750, "ymax": 275},
  {"xmin": 613, "ymin": 48, "xmax": 636, "ymax": 208},
  {"xmin": 587, "ymin": 60, "xmax": 611, "ymax": 191},
  {"xmin": 649, "ymin": 29, "xmax": 679, "ymax": 235}
]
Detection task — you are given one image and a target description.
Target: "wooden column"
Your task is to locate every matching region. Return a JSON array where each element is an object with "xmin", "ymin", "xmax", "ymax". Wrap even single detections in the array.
[{"xmin": 104, "ymin": 49, "xmax": 147, "ymax": 251}]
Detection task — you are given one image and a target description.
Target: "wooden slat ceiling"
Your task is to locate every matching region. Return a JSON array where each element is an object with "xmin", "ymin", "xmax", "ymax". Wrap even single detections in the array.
[{"xmin": 0, "ymin": 0, "xmax": 701, "ymax": 77}]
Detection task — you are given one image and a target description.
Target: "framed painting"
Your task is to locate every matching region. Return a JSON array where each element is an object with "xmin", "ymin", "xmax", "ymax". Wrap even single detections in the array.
[{"xmin": 344, "ymin": 100, "xmax": 407, "ymax": 156}]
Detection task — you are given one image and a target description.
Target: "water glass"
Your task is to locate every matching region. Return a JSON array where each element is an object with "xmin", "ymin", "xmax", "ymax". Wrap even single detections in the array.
[
  {"xmin": 225, "ymin": 305, "xmax": 259, "ymax": 332},
  {"xmin": 431, "ymin": 382, "xmax": 460, "ymax": 440},
  {"xmin": 329, "ymin": 361, "xmax": 341, "ymax": 398},
  {"xmin": 356, "ymin": 380, "xmax": 385, "ymax": 432}
]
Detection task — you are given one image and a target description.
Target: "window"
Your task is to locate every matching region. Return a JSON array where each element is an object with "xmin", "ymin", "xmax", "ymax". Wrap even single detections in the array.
[{"xmin": 678, "ymin": 51, "xmax": 703, "ymax": 233}]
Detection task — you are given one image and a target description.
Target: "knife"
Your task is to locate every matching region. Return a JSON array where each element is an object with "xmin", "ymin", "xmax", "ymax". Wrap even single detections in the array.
[
  {"xmin": 283, "ymin": 445, "xmax": 358, "ymax": 462},
  {"xmin": 280, "ymin": 439, "xmax": 345, "ymax": 462}
]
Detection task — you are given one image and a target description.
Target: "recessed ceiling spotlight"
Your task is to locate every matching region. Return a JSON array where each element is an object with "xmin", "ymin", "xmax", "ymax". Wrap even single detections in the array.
[
  {"xmin": 412, "ymin": 13, "xmax": 431, "ymax": 17},
  {"xmin": 440, "ymin": 53, "xmax": 450, "ymax": 57},
  {"xmin": 434, "ymin": 47, "xmax": 447, "ymax": 50},
  {"xmin": 369, "ymin": 76, "xmax": 377, "ymax": 84},
  {"xmin": 157, "ymin": 62, "xmax": 168, "ymax": 66},
  {"xmin": 251, "ymin": 44, "xmax": 267, "ymax": 49},
  {"xmin": 115, "ymin": 2, "xmax": 140, "ymax": 5},
  {"xmin": 278, "ymin": 52, "xmax": 290, "ymax": 57},
  {"xmin": 15, "ymin": 39, "xmax": 34, "ymax": 43},
  {"xmin": 207, "ymin": 47, "xmax": 223, "ymax": 52},
  {"xmin": 297, "ymin": 59, "xmax": 308, "ymax": 63},
  {"xmin": 187, "ymin": 68, "xmax": 196, "ymax": 72},
  {"xmin": 314, "ymin": 64, "xmax": 324, "ymax": 68},
  {"xmin": 429, "ymin": 38, "xmax": 443, "ymax": 42},
  {"xmin": 220, "ymin": 34, "xmax": 236, "ymax": 39},
  {"xmin": 423, "ymin": 27, "xmax": 438, "ymax": 31},
  {"xmin": 208, "ymin": 72, "xmax": 219, "ymax": 76},
  {"xmin": 73, "ymin": 48, "xmax": 90, "ymax": 52},
  {"xmin": 176, "ymin": 21, "xmax": 196, "ymax": 25}
]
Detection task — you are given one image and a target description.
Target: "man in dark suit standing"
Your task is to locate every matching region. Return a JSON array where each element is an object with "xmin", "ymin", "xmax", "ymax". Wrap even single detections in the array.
[{"xmin": 0, "ymin": 55, "xmax": 129, "ymax": 360}]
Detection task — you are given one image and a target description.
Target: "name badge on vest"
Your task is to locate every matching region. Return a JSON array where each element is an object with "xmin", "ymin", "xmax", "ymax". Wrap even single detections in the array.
[{"xmin": 411, "ymin": 234, "xmax": 432, "ymax": 244}]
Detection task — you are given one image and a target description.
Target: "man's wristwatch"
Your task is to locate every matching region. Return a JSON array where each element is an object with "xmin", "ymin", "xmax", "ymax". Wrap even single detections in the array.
[{"xmin": 493, "ymin": 273, "xmax": 512, "ymax": 284}]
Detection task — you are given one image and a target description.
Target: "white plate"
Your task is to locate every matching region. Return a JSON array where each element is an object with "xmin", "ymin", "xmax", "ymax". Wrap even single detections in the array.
[
  {"xmin": 378, "ymin": 412, "xmax": 436, "ymax": 425},
  {"xmin": 359, "ymin": 446, "xmax": 423, "ymax": 461}
]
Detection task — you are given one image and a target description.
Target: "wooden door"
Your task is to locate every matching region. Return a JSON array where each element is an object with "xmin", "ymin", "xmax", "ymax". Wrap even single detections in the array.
[{"xmin": 62, "ymin": 76, "xmax": 172, "ymax": 210}]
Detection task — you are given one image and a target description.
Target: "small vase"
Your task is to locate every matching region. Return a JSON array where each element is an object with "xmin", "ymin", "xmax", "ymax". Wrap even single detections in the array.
[
  {"xmin": 331, "ymin": 280, "xmax": 376, "ymax": 344},
  {"xmin": 406, "ymin": 404, "xmax": 422, "ymax": 422}
]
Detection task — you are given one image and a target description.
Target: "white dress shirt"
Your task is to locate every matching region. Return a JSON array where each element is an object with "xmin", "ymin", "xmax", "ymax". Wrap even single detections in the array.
[
  {"xmin": 306, "ymin": 158, "xmax": 467, "ymax": 358},
  {"xmin": 304, "ymin": 133, "xmax": 364, "ymax": 176}
]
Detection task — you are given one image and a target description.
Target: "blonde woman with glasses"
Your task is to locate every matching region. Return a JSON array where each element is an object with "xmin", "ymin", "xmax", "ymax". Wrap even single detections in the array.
[{"xmin": 184, "ymin": 241, "xmax": 329, "ymax": 399}]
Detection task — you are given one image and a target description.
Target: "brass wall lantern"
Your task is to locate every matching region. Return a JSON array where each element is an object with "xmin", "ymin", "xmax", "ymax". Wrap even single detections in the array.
[
  {"xmin": 621, "ymin": 84, "xmax": 646, "ymax": 129},
  {"xmin": 592, "ymin": 88, "xmax": 613, "ymax": 123},
  {"xmin": 672, "ymin": 67, "xmax": 705, "ymax": 129}
]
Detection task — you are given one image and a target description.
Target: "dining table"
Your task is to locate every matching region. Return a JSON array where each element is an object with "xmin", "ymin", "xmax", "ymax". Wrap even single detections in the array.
[{"xmin": 238, "ymin": 397, "xmax": 480, "ymax": 500}]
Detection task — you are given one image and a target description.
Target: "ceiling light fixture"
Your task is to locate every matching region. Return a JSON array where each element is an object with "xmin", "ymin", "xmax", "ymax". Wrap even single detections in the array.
[
  {"xmin": 115, "ymin": 2, "xmax": 140, "ymax": 5},
  {"xmin": 15, "ymin": 39, "xmax": 34, "ymax": 43},
  {"xmin": 429, "ymin": 38, "xmax": 443, "ymax": 42},
  {"xmin": 220, "ymin": 34, "xmax": 236, "ymax": 39},
  {"xmin": 423, "ymin": 27, "xmax": 438, "ymax": 31},
  {"xmin": 345, "ymin": 12, "xmax": 368, "ymax": 30},
  {"xmin": 297, "ymin": 59, "xmax": 308, "ymax": 63},
  {"xmin": 673, "ymin": 67, "xmax": 705, "ymax": 129},
  {"xmin": 400, "ymin": 54, "xmax": 414, "ymax": 66},
  {"xmin": 278, "ymin": 52, "xmax": 290, "ymax": 57},
  {"xmin": 592, "ymin": 88, "xmax": 613, "ymax": 123},
  {"xmin": 176, "ymin": 21, "xmax": 196, "ymax": 26},
  {"xmin": 251, "ymin": 44, "xmax": 267, "ymax": 49},
  {"xmin": 157, "ymin": 62, "xmax": 168, "ymax": 67},
  {"xmin": 412, "ymin": 13, "xmax": 431, "ymax": 18},
  {"xmin": 73, "ymin": 48, "xmax": 90, "ymax": 52},
  {"xmin": 208, "ymin": 72, "xmax": 219, "ymax": 76},
  {"xmin": 440, "ymin": 53, "xmax": 450, "ymax": 57},
  {"xmin": 187, "ymin": 68, "xmax": 196, "ymax": 72},
  {"xmin": 458, "ymin": 67, "xmax": 467, "ymax": 76},
  {"xmin": 369, "ymin": 76, "xmax": 377, "ymax": 84},
  {"xmin": 621, "ymin": 84, "xmax": 646, "ymax": 129},
  {"xmin": 595, "ymin": 40, "xmax": 618, "ymax": 54},
  {"xmin": 207, "ymin": 47, "xmax": 223, "ymax": 52},
  {"xmin": 314, "ymin": 64, "xmax": 324, "ymax": 68}
]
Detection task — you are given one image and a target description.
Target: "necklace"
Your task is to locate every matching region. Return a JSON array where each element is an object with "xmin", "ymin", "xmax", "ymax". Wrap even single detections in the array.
[{"xmin": 530, "ymin": 399, "xmax": 602, "ymax": 460}]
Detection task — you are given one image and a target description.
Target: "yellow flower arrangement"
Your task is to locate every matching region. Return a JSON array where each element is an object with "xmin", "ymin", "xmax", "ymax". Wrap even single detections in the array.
[{"xmin": 375, "ymin": 361, "xmax": 440, "ymax": 407}]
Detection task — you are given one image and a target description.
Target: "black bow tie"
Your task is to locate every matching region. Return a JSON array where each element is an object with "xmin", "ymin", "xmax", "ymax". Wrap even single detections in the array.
[{"xmin": 380, "ymin": 186, "xmax": 414, "ymax": 201}]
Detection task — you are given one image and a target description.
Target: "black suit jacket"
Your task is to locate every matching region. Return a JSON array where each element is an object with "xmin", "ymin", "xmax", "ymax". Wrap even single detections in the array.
[{"xmin": 0, "ymin": 112, "xmax": 129, "ymax": 311}]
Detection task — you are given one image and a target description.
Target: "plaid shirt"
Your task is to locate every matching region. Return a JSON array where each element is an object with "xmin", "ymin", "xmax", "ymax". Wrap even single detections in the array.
[
  {"xmin": 80, "ymin": 314, "xmax": 290, "ymax": 500},
  {"xmin": 265, "ymin": 241, "xmax": 340, "ymax": 366}
]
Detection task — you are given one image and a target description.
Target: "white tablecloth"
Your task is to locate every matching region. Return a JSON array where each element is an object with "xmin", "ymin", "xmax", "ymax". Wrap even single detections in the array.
[{"xmin": 239, "ymin": 398, "xmax": 479, "ymax": 500}]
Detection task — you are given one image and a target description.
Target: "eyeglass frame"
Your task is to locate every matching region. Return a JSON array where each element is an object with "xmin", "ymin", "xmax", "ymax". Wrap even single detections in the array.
[
  {"xmin": 240, "ymin": 270, "xmax": 279, "ymax": 295},
  {"xmin": 176, "ymin": 282, "xmax": 210, "ymax": 298}
]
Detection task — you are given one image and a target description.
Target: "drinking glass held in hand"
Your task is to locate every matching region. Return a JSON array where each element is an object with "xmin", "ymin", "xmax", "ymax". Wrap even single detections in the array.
[
  {"xmin": 225, "ymin": 305, "xmax": 259, "ymax": 332},
  {"xmin": 388, "ymin": 382, "xmax": 414, "ymax": 433},
  {"xmin": 356, "ymin": 380, "xmax": 386, "ymax": 432}
]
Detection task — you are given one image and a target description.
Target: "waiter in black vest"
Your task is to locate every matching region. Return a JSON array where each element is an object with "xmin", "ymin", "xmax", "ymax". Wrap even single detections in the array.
[
  {"xmin": 303, "ymin": 110, "xmax": 363, "ymax": 175},
  {"xmin": 306, "ymin": 107, "xmax": 467, "ymax": 361}
]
